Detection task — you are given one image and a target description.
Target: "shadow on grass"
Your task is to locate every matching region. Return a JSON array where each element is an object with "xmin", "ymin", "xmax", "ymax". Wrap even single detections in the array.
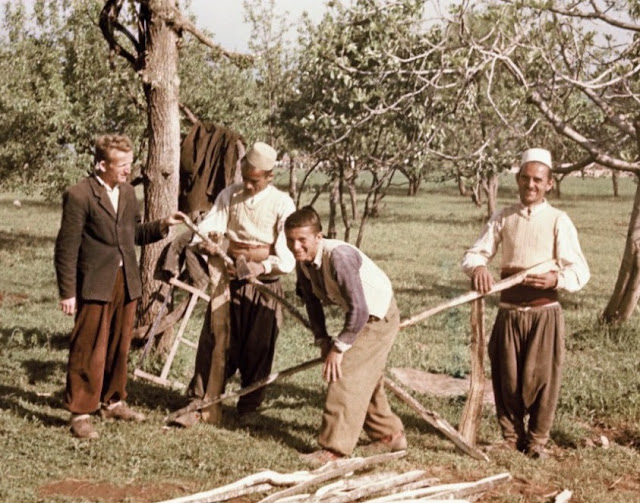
[
  {"xmin": 0, "ymin": 384, "xmax": 67, "ymax": 427},
  {"xmin": 0, "ymin": 327, "xmax": 70, "ymax": 351},
  {"xmin": 0, "ymin": 230, "xmax": 56, "ymax": 251}
]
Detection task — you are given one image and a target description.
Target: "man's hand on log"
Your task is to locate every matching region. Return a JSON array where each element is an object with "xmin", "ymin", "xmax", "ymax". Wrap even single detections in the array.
[
  {"xmin": 323, "ymin": 347, "xmax": 343, "ymax": 383},
  {"xmin": 472, "ymin": 266, "xmax": 494, "ymax": 294},
  {"xmin": 523, "ymin": 271, "xmax": 558, "ymax": 290},
  {"xmin": 60, "ymin": 297, "xmax": 76, "ymax": 316}
]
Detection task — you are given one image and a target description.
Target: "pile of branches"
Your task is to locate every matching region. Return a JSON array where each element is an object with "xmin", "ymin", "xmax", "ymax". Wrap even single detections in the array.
[{"xmin": 158, "ymin": 451, "xmax": 511, "ymax": 503}]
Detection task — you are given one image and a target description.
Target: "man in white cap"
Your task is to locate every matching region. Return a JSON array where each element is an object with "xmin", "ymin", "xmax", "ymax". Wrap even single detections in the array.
[
  {"xmin": 462, "ymin": 147, "xmax": 590, "ymax": 458},
  {"xmin": 177, "ymin": 142, "xmax": 295, "ymax": 424}
]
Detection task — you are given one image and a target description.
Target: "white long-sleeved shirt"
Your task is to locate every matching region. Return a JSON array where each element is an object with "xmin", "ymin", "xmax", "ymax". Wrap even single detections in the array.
[
  {"xmin": 462, "ymin": 201, "xmax": 590, "ymax": 292},
  {"xmin": 195, "ymin": 183, "xmax": 296, "ymax": 276}
]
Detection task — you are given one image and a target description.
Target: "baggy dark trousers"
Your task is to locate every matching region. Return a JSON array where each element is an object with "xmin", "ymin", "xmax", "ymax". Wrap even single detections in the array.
[
  {"xmin": 488, "ymin": 304, "xmax": 565, "ymax": 448},
  {"xmin": 65, "ymin": 269, "xmax": 136, "ymax": 414},
  {"xmin": 189, "ymin": 278, "xmax": 282, "ymax": 413}
]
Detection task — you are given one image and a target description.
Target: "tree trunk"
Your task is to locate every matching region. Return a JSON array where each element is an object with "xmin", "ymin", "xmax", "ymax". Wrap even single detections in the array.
[
  {"xmin": 348, "ymin": 178, "xmax": 358, "ymax": 221},
  {"xmin": 482, "ymin": 173, "xmax": 498, "ymax": 218},
  {"xmin": 612, "ymin": 169, "xmax": 619, "ymax": 198},
  {"xmin": 339, "ymin": 165, "xmax": 351, "ymax": 242},
  {"xmin": 457, "ymin": 174, "xmax": 467, "ymax": 196},
  {"xmin": 553, "ymin": 174, "xmax": 562, "ymax": 199},
  {"xmin": 602, "ymin": 179, "xmax": 640, "ymax": 323},
  {"xmin": 407, "ymin": 175, "xmax": 421, "ymax": 196},
  {"xmin": 471, "ymin": 181, "xmax": 482, "ymax": 207},
  {"xmin": 288, "ymin": 154, "xmax": 298, "ymax": 202},
  {"xmin": 327, "ymin": 177, "xmax": 339, "ymax": 239},
  {"xmin": 138, "ymin": 0, "xmax": 181, "ymax": 332}
]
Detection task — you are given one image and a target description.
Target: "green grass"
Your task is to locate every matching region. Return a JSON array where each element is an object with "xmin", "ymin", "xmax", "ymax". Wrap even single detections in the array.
[{"xmin": 2, "ymin": 175, "xmax": 640, "ymax": 502}]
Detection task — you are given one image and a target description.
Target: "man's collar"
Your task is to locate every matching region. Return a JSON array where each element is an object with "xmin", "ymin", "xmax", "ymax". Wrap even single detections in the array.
[
  {"xmin": 94, "ymin": 174, "xmax": 119, "ymax": 191},
  {"xmin": 311, "ymin": 238, "xmax": 325, "ymax": 270},
  {"xmin": 519, "ymin": 199, "xmax": 548, "ymax": 216}
]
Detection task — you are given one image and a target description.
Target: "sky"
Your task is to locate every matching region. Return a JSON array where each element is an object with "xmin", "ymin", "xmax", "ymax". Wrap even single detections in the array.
[{"xmin": 185, "ymin": 0, "xmax": 328, "ymax": 52}]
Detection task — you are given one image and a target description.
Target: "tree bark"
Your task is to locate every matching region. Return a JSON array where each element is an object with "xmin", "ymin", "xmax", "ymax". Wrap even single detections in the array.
[
  {"xmin": 327, "ymin": 177, "xmax": 339, "ymax": 239},
  {"xmin": 602, "ymin": 179, "xmax": 640, "ymax": 323},
  {"xmin": 138, "ymin": 0, "xmax": 181, "ymax": 330},
  {"xmin": 612, "ymin": 169, "xmax": 619, "ymax": 198},
  {"xmin": 482, "ymin": 173, "xmax": 498, "ymax": 218},
  {"xmin": 288, "ymin": 154, "xmax": 298, "ymax": 202}
]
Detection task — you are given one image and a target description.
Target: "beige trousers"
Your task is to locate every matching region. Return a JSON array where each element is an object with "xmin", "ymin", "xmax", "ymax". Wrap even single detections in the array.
[{"xmin": 318, "ymin": 298, "xmax": 404, "ymax": 455}]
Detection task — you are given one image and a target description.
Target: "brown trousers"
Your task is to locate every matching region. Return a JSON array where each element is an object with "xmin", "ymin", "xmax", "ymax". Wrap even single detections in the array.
[
  {"xmin": 189, "ymin": 278, "xmax": 282, "ymax": 414},
  {"xmin": 319, "ymin": 298, "xmax": 404, "ymax": 456},
  {"xmin": 65, "ymin": 269, "xmax": 137, "ymax": 414},
  {"xmin": 488, "ymin": 304, "xmax": 564, "ymax": 448}
]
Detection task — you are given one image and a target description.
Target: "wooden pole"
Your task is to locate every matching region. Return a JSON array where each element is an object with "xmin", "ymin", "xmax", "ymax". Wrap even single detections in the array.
[
  {"xmin": 166, "ymin": 358, "xmax": 323, "ymax": 423},
  {"xmin": 458, "ymin": 298, "xmax": 486, "ymax": 445},
  {"xmin": 399, "ymin": 260, "xmax": 556, "ymax": 329},
  {"xmin": 383, "ymin": 377, "xmax": 489, "ymax": 462}
]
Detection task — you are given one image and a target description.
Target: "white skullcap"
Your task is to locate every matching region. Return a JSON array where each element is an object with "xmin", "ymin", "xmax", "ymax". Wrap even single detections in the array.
[
  {"xmin": 520, "ymin": 148, "xmax": 552, "ymax": 169},
  {"xmin": 242, "ymin": 142, "xmax": 277, "ymax": 171}
]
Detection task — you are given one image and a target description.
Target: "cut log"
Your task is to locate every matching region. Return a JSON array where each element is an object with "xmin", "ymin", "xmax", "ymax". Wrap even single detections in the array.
[
  {"xmin": 257, "ymin": 452, "xmax": 406, "ymax": 503},
  {"xmin": 458, "ymin": 298, "xmax": 486, "ymax": 445},
  {"xmin": 422, "ymin": 472, "xmax": 511, "ymax": 500},
  {"xmin": 383, "ymin": 377, "xmax": 489, "ymax": 462},
  {"xmin": 157, "ymin": 482, "xmax": 273, "ymax": 503},
  {"xmin": 365, "ymin": 473, "xmax": 510, "ymax": 502},
  {"xmin": 316, "ymin": 470, "xmax": 428, "ymax": 503}
]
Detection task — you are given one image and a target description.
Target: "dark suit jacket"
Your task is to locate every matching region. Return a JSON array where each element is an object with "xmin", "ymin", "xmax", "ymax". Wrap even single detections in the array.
[{"xmin": 54, "ymin": 175, "xmax": 166, "ymax": 302}]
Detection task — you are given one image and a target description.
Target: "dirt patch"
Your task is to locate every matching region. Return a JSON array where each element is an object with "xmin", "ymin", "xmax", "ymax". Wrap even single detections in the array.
[
  {"xmin": 0, "ymin": 291, "xmax": 29, "ymax": 306},
  {"xmin": 390, "ymin": 367, "xmax": 495, "ymax": 404},
  {"xmin": 38, "ymin": 479, "xmax": 191, "ymax": 503}
]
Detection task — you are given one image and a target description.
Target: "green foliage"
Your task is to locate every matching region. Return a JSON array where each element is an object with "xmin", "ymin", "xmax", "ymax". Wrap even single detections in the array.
[{"xmin": 0, "ymin": 0, "xmax": 147, "ymax": 199}]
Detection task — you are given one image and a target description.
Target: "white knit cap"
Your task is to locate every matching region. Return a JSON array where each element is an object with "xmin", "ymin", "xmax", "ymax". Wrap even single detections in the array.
[
  {"xmin": 520, "ymin": 148, "xmax": 552, "ymax": 169},
  {"xmin": 242, "ymin": 142, "xmax": 277, "ymax": 171}
]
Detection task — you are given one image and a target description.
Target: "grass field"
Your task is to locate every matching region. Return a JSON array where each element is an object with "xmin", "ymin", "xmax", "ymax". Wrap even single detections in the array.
[{"xmin": 2, "ymin": 174, "xmax": 640, "ymax": 502}]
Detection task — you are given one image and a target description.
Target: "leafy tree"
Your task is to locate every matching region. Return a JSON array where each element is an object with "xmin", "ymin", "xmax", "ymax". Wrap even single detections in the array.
[{"xmin": 451, "ymin": 0, "xmax": 640, "ymax": 322}]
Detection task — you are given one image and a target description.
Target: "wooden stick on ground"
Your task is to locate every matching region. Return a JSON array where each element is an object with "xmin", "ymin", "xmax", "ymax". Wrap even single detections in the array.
[
  {"xmin": 398, "ymin": 260, "xmax": 557, "ymax": 329},
  {"xmin": 383, "ymin": 377, "xmax": 489, "ymax": 462},
  {"xmin": 165, "ymin": 358, "xmax": 323, "ymax": 422},
  {"xmin": 257, "ymin": 452, "xmax": 407, "ymax": 503},
  {"xmin": 312, "ymin": 470, "xmax": 428, "ymax": 503}
]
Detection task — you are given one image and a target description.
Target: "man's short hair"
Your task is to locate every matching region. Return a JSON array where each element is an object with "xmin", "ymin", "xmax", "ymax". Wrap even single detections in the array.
[
  {"xmin": 284, "ymin": 206, "xmax": 323, "ymax": 233},
  {"xmin": 94, "ymin": 134, "xmax": 133, "ymax": 164}
]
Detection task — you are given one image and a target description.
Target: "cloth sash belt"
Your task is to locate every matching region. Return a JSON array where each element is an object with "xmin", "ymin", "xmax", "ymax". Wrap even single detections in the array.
[
  {"xmin": 499, "ymin": 268, "xmax": 558, "ymax": 306},
  {"xmin": 228, "ymin": 240, "xmax": 272, "ymax": 262}
]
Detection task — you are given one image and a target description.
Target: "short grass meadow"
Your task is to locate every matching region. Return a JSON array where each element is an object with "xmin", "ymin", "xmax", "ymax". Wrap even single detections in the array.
[{"xmin": 1, "ymin": 174, "xmax": 640, "ymax": 502}]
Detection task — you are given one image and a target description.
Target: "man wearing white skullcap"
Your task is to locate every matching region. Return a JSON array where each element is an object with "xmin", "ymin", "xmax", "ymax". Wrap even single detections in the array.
[
  {"xmin": 173, "ymin": 142, "xmax": 295, "ymax": 426},
  {"xmin": 461, "ymin": 147, "xmax": 590, "ymax": 458}
]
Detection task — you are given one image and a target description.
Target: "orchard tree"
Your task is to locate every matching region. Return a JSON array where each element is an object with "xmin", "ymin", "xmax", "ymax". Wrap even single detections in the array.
[
  {"xmin": 99, "ymin": 0, "xmax": 251, "ymax": 325},
  {"xmin": 0, "ymin": 0, "xmax": 145, "ymax": 197},
  {"xmin": 283, "ymin": 0, "xmax": 451, "ymax": 245},
  {"xmin": 451, "ymin": 0, "xmax": 640, "ymax": 323}
]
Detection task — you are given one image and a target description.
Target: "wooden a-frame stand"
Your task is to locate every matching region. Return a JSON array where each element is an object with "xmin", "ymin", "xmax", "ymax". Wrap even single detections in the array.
[{"xmin": 133, "ymin": 277, "xmax": 210, "ymax": 389}]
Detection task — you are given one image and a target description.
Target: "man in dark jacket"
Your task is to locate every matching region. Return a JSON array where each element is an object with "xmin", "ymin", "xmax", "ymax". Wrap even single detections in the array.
[{"xmin": 55, "ymin": 134, "xmax": 183, "ymax": 439}]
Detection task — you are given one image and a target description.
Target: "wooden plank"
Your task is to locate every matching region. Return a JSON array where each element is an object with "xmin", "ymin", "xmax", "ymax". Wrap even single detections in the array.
[
  {"xmin": 458, "ymin": 298, "xmax": 486, "ymax": 445},
  {"xmin": 383, "ymin": 377, "xmax": 489, "ymax": 462},
  {"xmin": 399, "ymin": 260, "xmax": 556, "ymax": 329}
]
